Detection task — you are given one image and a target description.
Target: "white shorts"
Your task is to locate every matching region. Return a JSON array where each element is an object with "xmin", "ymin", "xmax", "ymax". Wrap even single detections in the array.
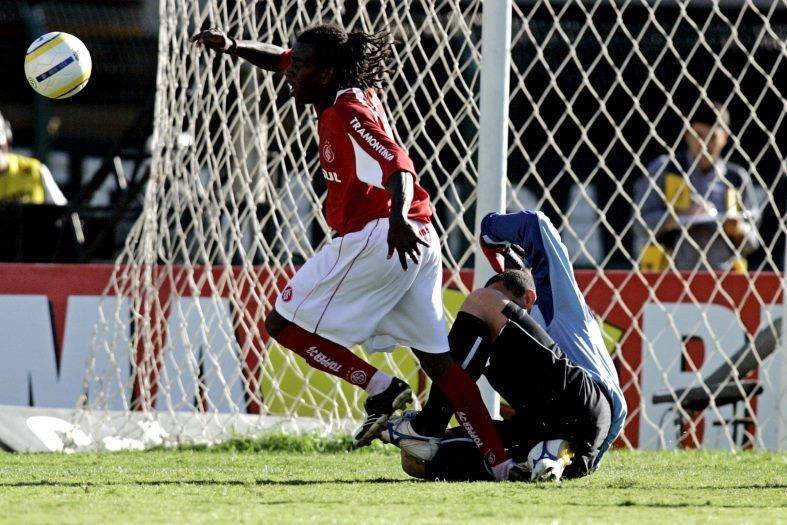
[{"xmin": 274, "ymin": 218, "xmax": 449, "ymax": 354}]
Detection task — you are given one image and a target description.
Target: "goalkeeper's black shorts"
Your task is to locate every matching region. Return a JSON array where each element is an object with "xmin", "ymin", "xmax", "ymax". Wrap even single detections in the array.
[{"xmin": 424, "ymin": 317, "xmax": 612, "ymax": 481}]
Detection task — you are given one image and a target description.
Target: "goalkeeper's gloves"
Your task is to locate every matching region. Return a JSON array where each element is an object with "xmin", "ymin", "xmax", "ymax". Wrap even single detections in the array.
[
  {"xmin": 481, "ymin": 235, "xmax": 526, "ymax": 273},
  {"xmin": 480, "ymin": 234, "xmax": 508, "ymax": 273}
]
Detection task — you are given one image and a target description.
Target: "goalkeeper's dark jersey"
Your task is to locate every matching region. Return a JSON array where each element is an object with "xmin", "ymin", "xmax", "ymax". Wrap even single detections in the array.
[
  {"xmin": 481, "ymin": 211, "xmax": 625, "ymax": 461},
  {"xmin": 424, "ymin": 314, "xmax": 612, "ymax": 481}
]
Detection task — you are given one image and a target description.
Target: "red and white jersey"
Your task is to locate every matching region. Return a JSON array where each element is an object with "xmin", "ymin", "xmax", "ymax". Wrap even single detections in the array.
[{"xmin": 316, "ymin": 87, "xmax": 432, "ymax": 236}]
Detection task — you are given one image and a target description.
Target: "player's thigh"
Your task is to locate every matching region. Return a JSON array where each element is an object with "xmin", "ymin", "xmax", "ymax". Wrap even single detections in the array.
[
  {"xmin": 276, "ymin": 218, "xmax": 419, "ymax": 347},
  {"xmin": 485, "ymin": 321, "xmax": 565, "ymax": 395},
  {"xmin": 374, "ymin": 223, "xmax": 448, "ymax": 354},
  {"xmin": 562, "ymin": 381, "xmax": 612, "ymax": 458}
]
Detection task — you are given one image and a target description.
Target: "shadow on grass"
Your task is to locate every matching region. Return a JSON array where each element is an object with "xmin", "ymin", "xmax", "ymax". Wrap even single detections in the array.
[
  {"xmin": 586, "ymin": 483, "xmax": 787, "ymax": 491},
  {"xmin": 0, "ymin": 477, "xmax": 412, "ymax": 488},
  {"xmin": 581, "ymin": 501, "xmax": 787, "ymax": 509}
]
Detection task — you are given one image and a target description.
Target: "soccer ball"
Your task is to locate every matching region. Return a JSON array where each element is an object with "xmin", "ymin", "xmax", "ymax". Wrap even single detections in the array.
[
  {"xmin": 525, "ymin": 439, "xmax": 574, "ymax": 481},
  {"xmin": 25, "ymin": 32, "xmax": 92, "ymax": 99}
]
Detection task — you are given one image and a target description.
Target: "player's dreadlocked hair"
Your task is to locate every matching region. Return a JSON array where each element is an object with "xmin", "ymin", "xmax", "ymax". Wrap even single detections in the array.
[{"xmin": 297, "ymin": 23, "xmax": 394, "ymax": 90}]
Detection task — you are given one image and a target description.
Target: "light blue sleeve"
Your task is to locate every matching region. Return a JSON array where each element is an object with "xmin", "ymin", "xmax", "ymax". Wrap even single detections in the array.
[
  {"xmin": 482, "ymin": 210, "xmax": 628, "ymax": 467},
  {"xmin": 481, "ymin": 210, "xmax": 588, "ymax": 327}
]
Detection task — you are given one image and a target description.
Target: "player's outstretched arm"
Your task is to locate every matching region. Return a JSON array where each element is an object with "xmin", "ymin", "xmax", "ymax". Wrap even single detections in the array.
[{"xmin": 191, "ymin": 28, "xmax": 289, "ymax": 71}]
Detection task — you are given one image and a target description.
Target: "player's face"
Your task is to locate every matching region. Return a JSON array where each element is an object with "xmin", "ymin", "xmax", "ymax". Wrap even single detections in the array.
[
  {"xmin": 685, "ymin": 122, "xmax": 727, "ymax": 171},
  {"xmin": 286, "ymin": 41, "xmax": 333, "ymax": 106}
]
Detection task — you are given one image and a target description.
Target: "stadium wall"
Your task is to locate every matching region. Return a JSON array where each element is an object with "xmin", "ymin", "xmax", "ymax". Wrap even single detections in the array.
[{"xmin": 0, "ymin": 264, "xmax": 782, "ymax": 450}]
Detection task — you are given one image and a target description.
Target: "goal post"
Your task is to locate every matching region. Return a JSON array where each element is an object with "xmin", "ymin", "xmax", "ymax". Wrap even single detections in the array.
[
  {"xmin": 76, "ymin": 0, "xmax": 786, "ymax": 452},
  {"xmin": 475, "ymin": 0, "xmax": 513, "ymax": 417}
]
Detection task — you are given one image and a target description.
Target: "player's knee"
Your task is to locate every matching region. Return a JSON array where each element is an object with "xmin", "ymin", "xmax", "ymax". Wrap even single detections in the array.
[
  {"xmin": 400, "ymin": 450, "xmax": 428, "ymax": 479},
  {"xmin": 413, "ymin": 350, "xmax": 452, "ymax": 379},
  {"xmin": 264, "ymin": 309, "xmax": 291, "ymax": 338}
]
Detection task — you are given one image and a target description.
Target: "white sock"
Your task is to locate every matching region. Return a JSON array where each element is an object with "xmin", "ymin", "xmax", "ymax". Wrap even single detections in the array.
[
  {"xmin": 491, "ymin": 459, "xmax": 514, "ymax": 481},
  {"xmin": 365, "ymin": 370, "xmax": 393, "ymax": 396}
]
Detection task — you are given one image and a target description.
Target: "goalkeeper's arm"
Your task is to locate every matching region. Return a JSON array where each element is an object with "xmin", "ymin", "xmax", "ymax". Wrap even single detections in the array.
[{"xmin": 191, "ymin": 28, "xmax": 290, "ymax": 71}]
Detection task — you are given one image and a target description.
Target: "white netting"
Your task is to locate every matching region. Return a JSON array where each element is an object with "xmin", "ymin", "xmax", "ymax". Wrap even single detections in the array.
[
  {"xmin": 79, "ymin": 0, "xmax": 786, "ymax": 450},
  {"xmin": 505, "ymin": 0, "xmax": 786, "ymax": 450}
]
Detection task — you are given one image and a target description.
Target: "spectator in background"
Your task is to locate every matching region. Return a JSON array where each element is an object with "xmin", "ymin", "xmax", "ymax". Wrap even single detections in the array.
[
  {"xmin": 0, "ymin": 110, "xmax": 66, "ymax": 206},
  {"xmin": 635, "ymin": 101, "xmax": 759, "ymax": 273}
]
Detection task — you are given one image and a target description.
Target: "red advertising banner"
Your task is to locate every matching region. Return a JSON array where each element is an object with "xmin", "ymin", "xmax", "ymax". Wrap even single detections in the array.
[{"xmin": 0, "ymin": 264, "xmax": 782, "ymax": 449}]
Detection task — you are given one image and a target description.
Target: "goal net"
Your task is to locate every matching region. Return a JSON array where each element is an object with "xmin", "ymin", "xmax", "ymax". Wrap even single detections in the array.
[{"xmin": 77, "ymin": 0, "xmax": 786, "ymax": 451}]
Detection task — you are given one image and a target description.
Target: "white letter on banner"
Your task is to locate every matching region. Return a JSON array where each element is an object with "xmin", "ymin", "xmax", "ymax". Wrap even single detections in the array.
[
  {"xmin": 157, "ymin": 296, "xmax": 245, "ymax": 413},
  {"xmin": 0, "ymin": 295, "xmax": 130, "ymax": 409}
]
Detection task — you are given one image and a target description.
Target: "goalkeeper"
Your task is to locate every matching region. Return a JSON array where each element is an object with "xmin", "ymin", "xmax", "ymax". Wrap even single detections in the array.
[{"xmin": 384, "ymin": 210, "xmax": 627, "ymax": 481}]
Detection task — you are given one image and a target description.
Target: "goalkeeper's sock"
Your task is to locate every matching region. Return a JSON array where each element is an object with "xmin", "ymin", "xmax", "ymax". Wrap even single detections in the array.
[
  {"xmin": 275, "ymin": 324, "xmax": 379, "ymax": 389},
  {"xmin": 433, "ymin": 361, "xmax": 510, "ymax": 478}
]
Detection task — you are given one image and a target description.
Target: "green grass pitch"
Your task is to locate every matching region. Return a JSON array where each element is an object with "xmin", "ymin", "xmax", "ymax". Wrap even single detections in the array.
[{"xmin": 0, "ymin": 438, "xmax": 785, "ymax": 524}]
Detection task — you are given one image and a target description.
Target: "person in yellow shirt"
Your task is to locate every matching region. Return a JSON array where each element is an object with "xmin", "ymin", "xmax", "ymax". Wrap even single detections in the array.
[
  {"xmin": 0, "ymin": 111, "xmax": 66, "ymax": 206},
  {"xmin": 634, "ymin": 102, "xmax": 759, "ymax": 273}
]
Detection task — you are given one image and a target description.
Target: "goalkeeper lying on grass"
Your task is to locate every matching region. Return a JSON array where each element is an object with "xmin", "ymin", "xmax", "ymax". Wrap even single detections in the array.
[{"xmin": 381, "ymin": 211, "xmax": 627, "ymax": 481}]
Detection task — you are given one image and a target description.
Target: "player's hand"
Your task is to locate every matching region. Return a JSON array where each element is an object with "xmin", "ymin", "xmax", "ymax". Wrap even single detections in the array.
[
  {"xmin": 191, "ymin": 28, "xmax": 233, "ymax": 53},
  {"xmin": 661, "ymin": 214, "xmax": 679, "ymax": 232},
  {"xmin": 387, "ymin": 218, "xmax": 429, "ymax": 270},
  {"xmin": 479, "ymin": 235, "xmax": 507, "ymax": 273},
  {"xmin": 723, "ymin": 217, "xmax": 746, "ymax": 244},
  {"xmin": 502, "ymin": 244, "xmax": 525, "ymax": 270}
]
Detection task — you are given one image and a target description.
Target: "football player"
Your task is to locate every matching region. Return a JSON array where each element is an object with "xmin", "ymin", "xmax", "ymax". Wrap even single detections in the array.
[
  {"xmin": 385, "ymin": 210, "xmax": 627, "ymax": 481},
  {"xmin": 192, "ymin": 24, "xmax": 517, "ymax": 479}
]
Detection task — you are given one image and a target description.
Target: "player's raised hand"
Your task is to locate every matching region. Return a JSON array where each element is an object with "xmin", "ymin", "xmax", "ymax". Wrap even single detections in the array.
[
  {"xmin": 387, "ymin": 219, "xmax": 429, "ymax": 270},
  {"xmin": 191, "ymin": 28, "xmax": 233, "ymax": 53},
  {"xmin": 502, "ymin": 245, "xmax": 525, "ymax": 270},
  {"xmin": 480, "ymin": 235, "xmax": 507, "ymax": 273}
]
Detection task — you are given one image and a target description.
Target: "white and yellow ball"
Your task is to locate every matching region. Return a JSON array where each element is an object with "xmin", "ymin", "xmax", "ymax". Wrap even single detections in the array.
[
  {"xmin": 526, "ymin": 439, "xmax": 574, "ymax": 481},
  {"xmin": 24, "ymin": 32, "xmax": 92, "ymax": 99}
]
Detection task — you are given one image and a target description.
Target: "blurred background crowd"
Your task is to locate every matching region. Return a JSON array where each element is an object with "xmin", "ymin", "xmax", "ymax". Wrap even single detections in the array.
[{"xmin": 0, "ymin": 0, "xmax": 784, "ymax": 273}]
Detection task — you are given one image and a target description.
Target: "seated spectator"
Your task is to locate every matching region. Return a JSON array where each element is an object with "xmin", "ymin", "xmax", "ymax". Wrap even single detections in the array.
[
  {"xmin": 634, "ymin": 101, "xmax": 759, "ymax": 273},
  {"xmin": 0, "ymin": 111, "xmax": 66, "ymax": 206}
]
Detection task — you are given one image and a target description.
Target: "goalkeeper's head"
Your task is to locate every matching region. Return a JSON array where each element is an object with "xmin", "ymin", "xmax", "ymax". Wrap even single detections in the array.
[
  {"xmin": 287, "ymin": 23, "xmax": 393, "ymax": 105},
  {"xmin": 484, "ymin": 269, "xmax": 537, "ymax": 313}
]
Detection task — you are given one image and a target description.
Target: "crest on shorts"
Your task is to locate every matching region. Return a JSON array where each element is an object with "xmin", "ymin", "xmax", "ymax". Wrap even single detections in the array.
[
  {"xmin": 321, "ymin": 141, "xmax": 335, "ymax": 163},
  {"xmin": 281, "ymin": 286, "xmax": 293, "ymax": 302}
]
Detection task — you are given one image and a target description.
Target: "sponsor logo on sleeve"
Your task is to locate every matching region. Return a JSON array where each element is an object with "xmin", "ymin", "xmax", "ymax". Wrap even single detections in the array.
[
  {"xmin": 281, "ymin": 286, "xmax": 293, "ymax": 302},
  {"xmin": 322, "ymin": 169, "xmax": 342, "ymax": 183},
  {"xmin": 349, "ymin": 116, "xmax": 395, "ymax": 161}
]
